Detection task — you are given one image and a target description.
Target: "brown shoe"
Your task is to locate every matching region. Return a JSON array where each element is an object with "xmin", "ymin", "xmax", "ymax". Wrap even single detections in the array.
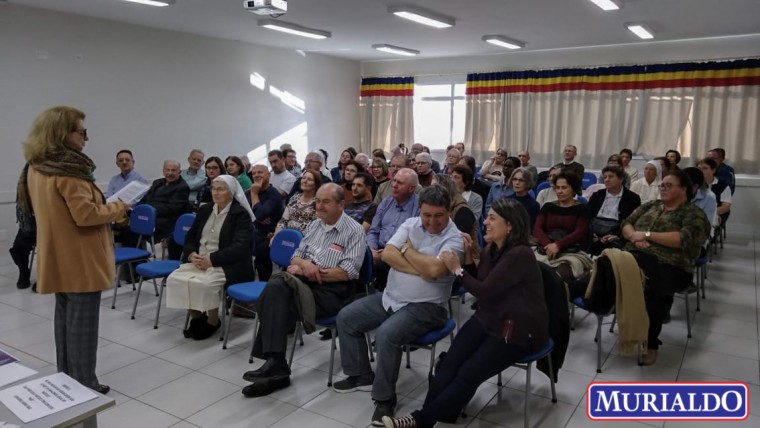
[{"xmin": 638, "ymin": 349, "xmax": 658, "ymax": 366}]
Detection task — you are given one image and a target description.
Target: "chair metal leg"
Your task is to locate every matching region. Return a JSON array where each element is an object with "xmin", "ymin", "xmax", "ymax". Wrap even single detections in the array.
[
  {"xmin": 222, "ymin": 297, "xmax": 235, "ymax": 350},
  {"xmin": 609, "ymin": 314, "xmax": 617, "ymax": 333},
  {"xmin": 288, "ymin": 322, "xmax": 301, "ymax": 367},
  {"xmin": 596, "ymin": 314, "xmax": 603, "ymax": 373},
  {"xmin": 428, "ymin": 343, "xmax": 437, "ymax": 375},
  {"xmin": 248, "ymin": 316, "xmax": 259, "ymax": 363},
  {"xmin": 327, "ymin": 327, "xmax": 337, "ymax": 386},
  {"xmin": 366, "ymin": 333, "xmax": 375, "ymax": 362},
  {"xmin": 219, "ymin": 290, "xmax": 227, "ymax": 342},
  {"xmin": 569, "ymin": 303, "xmax": 576, "ymax": 330},
  {"xmin": 405, "ymin": 345, "xmax": 411, "ymax": 369},
  {"xmin": 547, "ymin": 355, "xmax": 557, "ymax": 403},
  {"xmin": 524, "ymin": 362, "xmax": 532, "ymax": 428},
  {"xmin": 131, "ymin": 278, "xmax": 145, "ymax": 319},
  {"xmin": 684, "ymin": 292, "xmax": 693, "ymax": 338},
  {"xmin": 153, "ymin": 278, "xmax": 166, "ymax": 329},
  {"xmin": 111, "ymin": 264, "xmax": 122, "ymax": 309},
  {"xmin": 497, "ymin": 371, "xmax": 502, "ymax": 387},
  {"xmin": 128, "ymin": 264, "xmax": 137, "ymax": 291}
]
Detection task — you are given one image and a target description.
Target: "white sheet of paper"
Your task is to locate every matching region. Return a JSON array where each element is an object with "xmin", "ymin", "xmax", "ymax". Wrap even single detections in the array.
[
  {"xmin": 0, "ymin": 372, "xmax": 97, "ymax": 423},
  {"xmin": 106, "ymin": 180, "xmax": 151, "ymax": 204},
  {"xmin": 0, "ymin": 363, "xmax": 37, "ymax": 389}
]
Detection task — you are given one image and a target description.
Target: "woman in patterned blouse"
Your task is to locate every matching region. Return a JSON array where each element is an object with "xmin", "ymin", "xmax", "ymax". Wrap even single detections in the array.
[{"xmin": 273, "ymin": 170, "xmax": 322, "ymax": 237}]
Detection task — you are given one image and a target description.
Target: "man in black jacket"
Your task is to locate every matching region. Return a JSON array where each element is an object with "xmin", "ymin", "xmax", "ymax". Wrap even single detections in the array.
[{"xmin": 140, "ymin": 160, "xmax": 190, "ymax": 259}]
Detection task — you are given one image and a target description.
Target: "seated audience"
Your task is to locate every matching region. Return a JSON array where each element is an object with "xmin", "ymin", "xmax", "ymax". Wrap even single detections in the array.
[
  {"xmin": 225, "ymin": 155, "xmax": 252, "ymax": 191},
  {"xmin": 139, "ymin": 160, "xmax": 190, "ymax": 259},
  {"xmin": 240, "ymin": 183, "xmax": 366, "ymax": 397},
  {"xmin": 585, "ymin": 154, "xmax": 630, "ymax": 198},
  {"xmin": 654, "ymin": 156, "xmax": 673, "ymax": 177},
  {"xmin": 344, "ymin": 172, "xmax": 378, "ymax": 231},
  {"xmin": 282, "ymin": 147, "xmax": 302, "ymax": 178},
  {"xmin": 517, "ymin": 149, "xmax": 538, "ymax": 180},
  {"xmin": 630, "ymin": 160, "xmax": 662, "ymax": 203},
  {"xmin": 707, "ymin": 148, "xmax": 736, "ymax": 194},
  {"xmin": 536, "ymin": 166, "xmax": 562, "ymax": 207},
  {"xmin": 414, "ymin": 153, "xmax": 435, "ymax": 187},
  {"xmin": 436, "ymin": 176, "xmax": 479, "ymax": 262},
  {"xmin": 335, "ymin": 186, "xmax": 464, "ymax": 426},
  {"xmin": 268, "ymin": 149, "xmax": 296, "ymax": 198},
  {"xmin": 454, "ymin": 142, "xmax": 465, "ymax": 155},
  {"xmin": 459, "ymin": 155, "xmax": 493, "ymax": 205},
  {"xmin": 533, "ymin": 171, "xmax": 592, "ymax": 297},
  {"xmin": 165, "ymin": 175, "xmax": 255, "ymax": 340},
  {"xmin": 240, "ymin": 155, "xmax": 253, "ymax": 181},
  {"xmin": 250, "ymin": 165, "xmax": 285, "ymax": 281},
  {"xmin": 375, "ymin": 154, "xmax": 410, "ymax": 203},
  {"xmin": 452, "ymin": 165, "xmax": 483, "ymax": 222},
  {"xmin": 422, "ymin": 146, "xmax": 441, "ymax": 173},
  {"xmin": 274, "ymin": 170, "xmax": 321, "ymax": 236},
  {"xmin": 484, "ymin": 156, "xmax": 520, "ymax": 213},
  {"xmin": 330, "ymin": 149, "xmax": 355, "ymax": 184},
  {"xmin": 355, "ymin": 153, "xmax": 371, "ymax": 172},
  {"xmin": 194, "ymin": 156, "xmax": 226, "ymax": 209},
  {"xmin": 382, "ymin": 199, "xmax": 547, "ymax": 428},
  {"xmin": 479, "ymin": 148, "xmax": 508, "ymax": 184},
  {"xmin": 683, "ymin": 167, "xmax": 718, "ymax": 231},
  {"xmin": 588, "ymin": 166, "xmax": 641, "ymax": 256},
  {"xmin": 287, "ymin": 151, "xmax": 332, "ymax": 201},
  {"xmin": 506, "ymin": 167, "xmax": 539, "ymax": 228},
  {"xmin": 370, "ymin": 157, "xmax": 390, "ymax": 197},
  {"xmin": 181, "ymin": 149, "xmax": 206, "ymax": 203},
  {"xmin": 666, "ymin": 149, "xmax": 682, "ymax": 170},
  {"xmin": 621, "ymin": 171, "xmax": 710, "ymax": 365},
  {"xmin": 554, "ymin": 145, "xmax": 585, "ymax": 179},
  {"xmin": 106, "ymin": 149, "xmax": 147, "ymax": 198},
  {"xmin": 367, "ymin": 168, "xmax": 420, "ymax": 290},
  {"xmin": 620, "ymin": 148, "xmax": 639, "ymax": 183},
  {"xmin": 372, "ymin": 148, "xmax": 387, "ymax": 161},
  {"xmin": 391, "ymin": 143, "xmax": 409, "ymax": 158},
  {"xmin": 339, "ymin": 160, "xmax": 362, "ymax": 203},
  {"xmin": 698, "ymin": 157, "xmax": 731, "ymax": 222},
  {"xmin": 441, "ymin": 148, "xmax": 461, "ymax": 175}
]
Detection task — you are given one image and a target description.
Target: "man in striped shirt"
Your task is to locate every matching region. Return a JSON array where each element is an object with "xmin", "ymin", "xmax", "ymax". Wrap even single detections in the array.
[{"xmin": 241, "ymin": 183, "xmax": 366, "ymax": 397}]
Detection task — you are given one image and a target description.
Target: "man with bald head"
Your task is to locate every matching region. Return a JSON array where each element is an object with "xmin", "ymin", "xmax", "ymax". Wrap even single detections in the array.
[
  {"xmin": 139, "ymin": 160, "xmax": 190, "ymax": 258},
  {"xmin": 241, "ymin": 183, "xmax": 366, "ymax": 397},
  {"xmin": 250, "ymin": 164, "xmax": 285, "ymax": 281}
]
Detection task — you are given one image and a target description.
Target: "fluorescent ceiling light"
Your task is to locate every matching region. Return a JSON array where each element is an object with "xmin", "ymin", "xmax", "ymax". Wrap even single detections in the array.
[
  {"xmin": 372, "ymin": 44, "xmax": 420, "ymax": 57},
  {"xmin": 258, "ymin": 19, "xmax": 331, "ymax": 40},
  {"xmin": 387, "ymin": 5, "xmax": 455, "ymax": 29},
  {"xmin": 482, "ymin": 35, "xmax": 525, "ymax": 50},
  {"xmin": 122, "ymin": 0, "xmax": 175, "ymax": 6},
  {"xmin": 588, "ymin": 0, "xmax": 621, "ymax": 11},
  {"xmin": 627, "ymin": 23, "xmax": 654, "ymax": 39}
]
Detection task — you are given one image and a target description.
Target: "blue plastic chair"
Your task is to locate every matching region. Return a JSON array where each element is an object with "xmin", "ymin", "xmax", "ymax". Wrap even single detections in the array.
[
  {"xmin": 111, "ymin": 204, "xmax": 156, "ymax": 309},
  {"xmin": 536, "ymin": 180, "xmax": 551, "ymax": 194},
  {"xmin": 130, "ymin": 213, "xmax": 196, "ymax": 328},
  {"xmin": 511, "ymin": 339, "xmax": 557, "ymax": 428},
  {"xmin": 222, "ymin": 229, "xmax": 303, "ymax": 357},
  {"xmin": 576, "ymin": 195, "xmax": 588, "ymax": 204},
  {"xmin": 582, "ymin": 172, "xmax": 597, "ymax": 190},
  {"xmin": 404, "ymin": 319, "xmax": 457, "ymax": 374}
]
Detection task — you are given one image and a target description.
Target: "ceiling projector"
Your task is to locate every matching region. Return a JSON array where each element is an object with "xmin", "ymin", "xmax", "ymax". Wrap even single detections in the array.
[{"xmin": 244, "ymin": 0, "xmax": 287, "ymax": 15}]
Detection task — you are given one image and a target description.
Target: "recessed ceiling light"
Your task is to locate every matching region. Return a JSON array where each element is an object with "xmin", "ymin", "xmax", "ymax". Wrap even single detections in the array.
[
  {"xmin": 387, "ymin": 5, "xmax": 455, "ymax": 29},
  {"xmin": 589, "ymin": 0, "xmax": 621, "ymax": 11},
  {"xmin": 627, "ymin": 23, "xmax": 654, "ymax": 39},
  {"xmin": 482, "ymin": 35, "xmax": 525, "ymax": 50},
  {"xmin": 372, "ymin": 44, "xmax": 420, "ymax": 57},
  {"xmin": 258, "ymin": 19, "xmax": 332, "ymax": 40},
  {"xmin": 122, "ymin": 0, "xmax": 175, "ymax": 6}
]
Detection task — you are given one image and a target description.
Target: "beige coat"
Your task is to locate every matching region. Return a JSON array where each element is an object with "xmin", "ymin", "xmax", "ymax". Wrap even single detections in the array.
[{"xmin": 27, "ymin": 167, "xmax": 128, "ymax": 294}]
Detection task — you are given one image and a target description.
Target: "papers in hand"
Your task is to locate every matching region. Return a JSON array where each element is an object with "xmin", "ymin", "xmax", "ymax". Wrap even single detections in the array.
[
  {"xmin": 106, "ymin": 180, "xmax": 150, "ymax": 204},
  {"xmin": 0, "ymin": 373, "xmax": 97, "ymax": 423}
]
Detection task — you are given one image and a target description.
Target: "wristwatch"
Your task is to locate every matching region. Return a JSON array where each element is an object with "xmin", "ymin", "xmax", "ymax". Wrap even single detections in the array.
[{"xmin": 645, "ymin": 231, "xmax": 651, "ymax": 240}]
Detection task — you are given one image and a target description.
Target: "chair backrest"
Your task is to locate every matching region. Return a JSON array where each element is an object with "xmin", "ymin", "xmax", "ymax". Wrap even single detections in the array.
[
  {"xmin": 359, "ymin": 246, "xmax": 373, "ymax": 284},
  {"xmin": 477, "ymin": 215, "xmax": 485, "ymax": 248},
  {"xmin": 576, "ymin": 195, "xmax": 588, "ymax": 204},
  {"xmin": 536, "ymin": 181, "xmax": 551, "ymax": 193},
  {"xmin": 528, "ymin": 189, "xmax": 536, "ymax": 199},
  {"xmin": 270, "ymin": 229, "xmax": 304, "ymax": 268},
  {"xmin": 582, "ymin": 172, "xmax": 597, "ymax": 190},
  {"xmin": 173, "ymin": 213, "xmax": 196, "ymax": 246},
  {"xmin": 130, "ymin": 204, "xmax": 156, "ymax": 236}
]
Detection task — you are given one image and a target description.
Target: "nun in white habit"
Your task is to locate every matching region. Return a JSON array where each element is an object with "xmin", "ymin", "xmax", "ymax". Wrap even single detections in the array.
[
  {"xmin": 630, "ymin": 160, "xmax": 663, "ymax": 204},
  {"xmin": 166, "ymin": 175, "xmax": 256, "ymax": 340}
]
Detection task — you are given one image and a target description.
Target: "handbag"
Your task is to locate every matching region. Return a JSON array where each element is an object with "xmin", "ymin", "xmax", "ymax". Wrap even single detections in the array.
[{"xmin": 590, "ymin": 217, "xmax": 620, "ymax": 237}]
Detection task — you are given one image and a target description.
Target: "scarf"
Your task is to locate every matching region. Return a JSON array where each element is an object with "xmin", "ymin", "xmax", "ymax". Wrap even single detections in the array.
[
  {"xmin": 17, "ymin": 148, "xmax": 97, "ymax": 232},
  {"xmin": 214, "ymin": 175, "xmax": 255, "ymax": 221}
]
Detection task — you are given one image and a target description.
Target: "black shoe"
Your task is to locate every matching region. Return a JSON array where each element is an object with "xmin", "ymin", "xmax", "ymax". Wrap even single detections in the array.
[
  {"xmin": 95, "ymin": 384, "xmax": 110, "ymax": 395},
  {"xmin": 241, "ymin": 375, "xmax": 290, "ymax": 398},
  {"xmin": 242, "ymin": 358, "xmax": 291, "ymax": 382},
  {"xmin": 30, "ymin": 282, "xmax": 37, "ymax": 293},
  {"xmin": 16, "ymin": 276, "xmax": 30, "ymax": 290},
  {"xmin": 333, "ymin": 373, "xmax": 375, "ymax": 393},
  {"xmin": 192, "ymin": 320, "xmax": 222, "ymax": 340},
  {"xmin": 183, "ymin": 314, "xmax": 208, "ymax": 338},
  {"xmin": 371, "ymin": 399, "xmax": 397, "ymax": 427},
  {"xmin": 319, "ymin": 328, "xmax": 333, "ymax": 341}
]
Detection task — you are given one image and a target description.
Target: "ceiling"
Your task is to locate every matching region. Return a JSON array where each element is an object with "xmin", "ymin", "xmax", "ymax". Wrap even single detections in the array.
[{"xmin": 7, "ymin": 0, "xmax": 760, "ymax": 61}]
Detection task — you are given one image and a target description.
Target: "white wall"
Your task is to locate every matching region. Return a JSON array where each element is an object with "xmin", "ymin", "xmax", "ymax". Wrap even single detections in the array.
[
  {"xmin": 362, "ymin": 35, "xmax": 760, "ymax": 231},
  {"xmin": 0, "ymin": 5, "xmax": 360, "ymax": 263}
]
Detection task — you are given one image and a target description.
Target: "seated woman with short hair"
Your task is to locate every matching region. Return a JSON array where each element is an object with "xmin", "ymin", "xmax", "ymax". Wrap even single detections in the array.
[
  {"xmin": 166, "ymin": 175, "xmax": 255, "ymax": 340},
  {"xmin": 588, "ymin": 165, "xmax": 641, "ymax": 256}
]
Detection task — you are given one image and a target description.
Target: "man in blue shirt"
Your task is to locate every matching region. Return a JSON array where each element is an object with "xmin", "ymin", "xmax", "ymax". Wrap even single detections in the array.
[
  {"xmin": 707, "ymin": 148, "xmax": 736, "ymax": 194},
  {"xmin": 105, "ymin": 149, "xmax": 147, "ymax": 197},
  {"xmin": 250, "ymin": 164, "xmax": 285, "ymax": 281},
  {"xmin": 367, "ymin": 168, "xmax": 420, "ymax": 290},
  {"xmin": 335, "ymin": 186, "xmax": 464, "ymax": 426}
]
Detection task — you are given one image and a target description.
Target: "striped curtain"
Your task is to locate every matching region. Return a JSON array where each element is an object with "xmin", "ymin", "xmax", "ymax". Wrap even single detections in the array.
[
  {"xmin": 465, "ymin": 59, "xmax": 760, "ymax": 172},
  {"xmin": 359, "ymin": 77, "xmax": 414, "ymax": 156}
]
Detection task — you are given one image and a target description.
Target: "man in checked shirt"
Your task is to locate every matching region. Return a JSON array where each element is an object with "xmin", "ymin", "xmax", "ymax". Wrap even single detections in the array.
[{"xmin": 241, "ymin": 183, "xmax": 366, "ymax": 397}]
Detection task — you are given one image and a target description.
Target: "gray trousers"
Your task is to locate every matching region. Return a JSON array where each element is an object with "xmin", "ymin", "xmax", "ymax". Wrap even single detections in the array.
[{"xmin": 55, "ymin": 291, "xmax": 102, "ymax": 389}]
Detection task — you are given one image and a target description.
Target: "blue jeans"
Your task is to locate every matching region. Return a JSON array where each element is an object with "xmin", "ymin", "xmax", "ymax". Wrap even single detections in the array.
[{"xmin": 336, "ymin": 292, "xmax": 448, "ymax": 402}]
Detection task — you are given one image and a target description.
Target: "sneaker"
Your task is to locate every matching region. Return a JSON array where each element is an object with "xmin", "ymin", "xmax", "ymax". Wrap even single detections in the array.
[
  {"xmin": 371, "ymin": 399, "xmax": 396, "ymax": 427},
  {"xmin": 382, "ymin": 415, "xmax": 417, "ymax": 428},
  {"xmin": 332, "ymin": 373, "xmax": 374, "ymax": 393}
]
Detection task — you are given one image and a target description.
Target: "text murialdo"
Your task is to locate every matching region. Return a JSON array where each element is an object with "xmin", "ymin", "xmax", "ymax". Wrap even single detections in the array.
[{"xmin": 594, "ymin": 391, "xmax": 743, "ymax": 413}]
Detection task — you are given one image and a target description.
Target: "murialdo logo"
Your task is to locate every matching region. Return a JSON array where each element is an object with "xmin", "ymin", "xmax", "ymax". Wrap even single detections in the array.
[{"xmin": 587, "ymin": 382, "xmax": 749, "ymax": 421}]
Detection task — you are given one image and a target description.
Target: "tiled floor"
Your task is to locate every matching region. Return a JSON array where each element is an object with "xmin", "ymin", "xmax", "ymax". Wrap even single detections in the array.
[{"xmin": 0, "ymin": 228, "xmax": 757, "ymax": 427}]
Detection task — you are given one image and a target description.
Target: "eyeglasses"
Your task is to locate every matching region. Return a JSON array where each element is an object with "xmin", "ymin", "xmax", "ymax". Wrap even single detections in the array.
[
  {"xmin": 512, "ymin": 177, "xmax": 526, "ymax": 183},
  {"xmin": 658, "ymin": 183, "xmax": 680, "ymax": 190},
  {"xmin": 73, "ymin": 129, "xmax": 88, "ymax": 138}
]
